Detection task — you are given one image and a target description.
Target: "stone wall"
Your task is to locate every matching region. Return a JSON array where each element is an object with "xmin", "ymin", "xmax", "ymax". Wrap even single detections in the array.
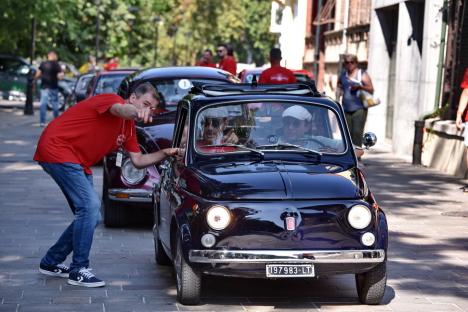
[{"xmin": 421, "ymin": 119, "xmax": 467, "ymax": 178}]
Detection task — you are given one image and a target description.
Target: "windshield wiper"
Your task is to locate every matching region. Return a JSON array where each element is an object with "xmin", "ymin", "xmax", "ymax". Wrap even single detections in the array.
[
  {"xmin": 203, "ymin": 143, "xmax": 265, "ymax": 158},
  {"xmin": 256, "ymin": 143, "xmax": 322, "ymax": 156}
]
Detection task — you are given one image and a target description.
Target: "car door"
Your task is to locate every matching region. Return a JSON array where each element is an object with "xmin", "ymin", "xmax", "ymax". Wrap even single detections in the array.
[{"xmin": 159, "ymin": 104, "xmax": 190, "ymax": 247}]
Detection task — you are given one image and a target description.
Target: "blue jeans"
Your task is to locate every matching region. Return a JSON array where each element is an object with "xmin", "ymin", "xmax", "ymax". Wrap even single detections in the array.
[
  {"xmin": 39, "ymin": 88, "xmax": 59, "ymax": 124},
  {"xmin": 39, "ymin": 162, "xmax": 101, "ymax": 272}
]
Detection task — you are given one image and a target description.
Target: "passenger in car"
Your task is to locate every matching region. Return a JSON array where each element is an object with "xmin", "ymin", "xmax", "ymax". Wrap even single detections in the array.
[{"xmin": 278, "ymin": 105, "xmax": 343, "ymax": 152}]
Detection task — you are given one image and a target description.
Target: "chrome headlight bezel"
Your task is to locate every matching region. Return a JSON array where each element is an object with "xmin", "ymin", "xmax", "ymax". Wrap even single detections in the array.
[
  {"xmin": 121, "ymin": 158, "xmax": 147, "ymax": 185},
  {"xmin": 347, "ymin": 204, "xmax": 372, "ymax": 230},
  {"xmin": 206, "ymin": 205, "xmax": 231, "ymax": 231}
]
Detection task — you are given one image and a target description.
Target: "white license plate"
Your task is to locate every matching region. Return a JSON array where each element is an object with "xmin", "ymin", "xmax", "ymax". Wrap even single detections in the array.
[{"xmin": 266, "ymin": 264, "xmax": 315, "ymax": 278}]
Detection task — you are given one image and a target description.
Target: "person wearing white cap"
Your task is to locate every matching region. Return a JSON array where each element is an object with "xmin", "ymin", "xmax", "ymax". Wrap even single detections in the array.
[{"xmin": 279, "ymin": 105, "xmax": 343, "ymax": 152}]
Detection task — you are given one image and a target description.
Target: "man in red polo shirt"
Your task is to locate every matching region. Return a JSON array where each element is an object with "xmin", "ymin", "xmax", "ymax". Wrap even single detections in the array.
[
  {"xmin": 196, "ymin": 49, "xmax": 216, "ymax": 68},
  {"xmin": 456, "ymin": 68, "xmax": 468, "ymax": 192},
  {"xmin": 258, "ymin": 48, "xmax": 297, "ymax": 84},
  {"xmin": 34, "ymin": 82, "xmax": 179, "ymax": 287},
  {"xmin": 216, "ymin": 44, "xmax": 237, "ymax": 75}
]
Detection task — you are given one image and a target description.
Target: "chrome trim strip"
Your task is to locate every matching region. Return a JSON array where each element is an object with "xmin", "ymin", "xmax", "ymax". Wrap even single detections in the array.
[
  {"xmin": 189, "ymin": 249, "xmax": 385, "ymax": 264},
  {"xmin": 108, "ymin": 188, "xmax": 152, "ymax": 203}
]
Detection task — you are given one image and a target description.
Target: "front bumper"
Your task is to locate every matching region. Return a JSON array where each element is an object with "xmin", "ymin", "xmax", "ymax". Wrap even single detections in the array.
[
  {"xmin": 189, "ymin": 249, "xmax": 385, "ymax": 264},
  {"xmin": 108, "ymin": 188, "xmax": 152, "ymax": 203}
]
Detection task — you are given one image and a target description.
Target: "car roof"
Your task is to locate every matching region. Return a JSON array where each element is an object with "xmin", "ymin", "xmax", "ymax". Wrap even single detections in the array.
[
  {"xmin": 187, "ymin": 83, "xmax": 339, "ymax": 111},
  {"xmin": 96, "ymin": 69, "xmax": 137, "ymax": 76},
  {"xmin": 131, "ymin": 66, "xmax": 238, "ymax": 81},
  {"xmin": 0, "ymin": 54, "xmax": 29, "ymax": 64}
]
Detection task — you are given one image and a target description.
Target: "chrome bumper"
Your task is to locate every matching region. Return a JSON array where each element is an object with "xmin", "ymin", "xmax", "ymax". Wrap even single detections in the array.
[
  {"xmin": 108, "ymin": 188, "xmax": 152, "ymax": 203},
  {"xmin": 189, "ymin": 249, "xmax": 385, "ymax": 264}
]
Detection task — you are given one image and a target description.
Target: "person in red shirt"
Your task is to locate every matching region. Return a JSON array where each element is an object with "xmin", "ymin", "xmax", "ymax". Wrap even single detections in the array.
[
  {"xmin": 34, "ymin": 82, "xmax": 179, "ymax": 287},
  {"xmin": 258, "ymin": 48, "xmax": 297, "ymax": 84},
  {"xmin": 195, "ymin": 49, "xmax": 216, "ymax": 68},
  {"xmin": 103, "ymin": 56, "xmax": 119, "ymax": 71},
  {"xmin": 216, "ymin": 44, "xmax": 237, "ymax": 75},
  {"xmin": 456, "ymin": 68, "xmax": 468, "ymax": 192}
]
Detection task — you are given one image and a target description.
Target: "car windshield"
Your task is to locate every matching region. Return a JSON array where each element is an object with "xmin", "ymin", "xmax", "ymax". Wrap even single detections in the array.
[
  {"xmin": 194, "ymin": 102, "xmax": 346, "ymax": 155},
  {"xmin": 153, "ymin": 78, "xmax": 231, "ymax": 111},
  {"xmin": 94, "ymin": 74, "xmax": 128, "ymax": 95}
]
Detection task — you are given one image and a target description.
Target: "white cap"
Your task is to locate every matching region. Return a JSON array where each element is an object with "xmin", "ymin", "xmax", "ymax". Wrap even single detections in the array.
[
  {"xmin": 200, "ymin": 107, "xmax": 228, "ymax": 119},
  {"xmin": 282, "ymin": 105, "xmax": 312, "ymax": 121}
]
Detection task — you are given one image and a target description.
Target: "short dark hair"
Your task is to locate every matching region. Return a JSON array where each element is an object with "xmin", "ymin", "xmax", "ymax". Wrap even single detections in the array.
[
  {"xmin": 270, "ymin": 48, "xmax": 282, "ymax": 61},
  {"xmin": 217, "ymin": 43, "xmax": 228, "ymax": 49},
  {"xmin": 132, "ymin": 82, "xmax": 159, "ymax": 100},
  {"xmin": 204, "ymin": 49, "xmax": 213, "ymax": 56}
]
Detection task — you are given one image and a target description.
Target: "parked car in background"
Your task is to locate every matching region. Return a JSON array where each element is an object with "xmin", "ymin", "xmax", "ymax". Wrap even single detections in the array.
[
  {"xmin": 238, "ymin": 68, "xmax": 315, "ymax": 84},
  {"xmin": 238, "ymin": 67, "xmax": 264, "ymax": 83},
  {"xmin": 0, "ymin": 54, "xmax": 76, "ymax": 110},
  {"xmin": 153, "ymin": 83, "xmax": 386, "ymax": 305},
  {"xmin": 292, "ymin": 69, "xmax": 314, "ymax": 83},
  {"xmin": 68, "ymin": 69, "xmax": 137, "ymax": 107},
  {"xmin": 101, "ymin": 67, "xmax": 240, "ymax": 227}
]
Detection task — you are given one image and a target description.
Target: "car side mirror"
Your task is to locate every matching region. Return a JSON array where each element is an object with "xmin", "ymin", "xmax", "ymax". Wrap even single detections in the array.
[{"xmin": 363, "ymin": 132, "xmax": 377, "ymax": 149}]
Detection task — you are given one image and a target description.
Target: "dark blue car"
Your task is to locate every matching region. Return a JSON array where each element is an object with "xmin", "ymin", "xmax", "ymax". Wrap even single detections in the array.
[{"xmin": 154, "ymin": 83, "xmax": 387, "ymax": 305}]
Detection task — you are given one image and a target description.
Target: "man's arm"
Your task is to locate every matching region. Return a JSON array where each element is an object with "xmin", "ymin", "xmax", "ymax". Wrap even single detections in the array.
[
  {"xmin": 109, "ymin": 103, "xmax": 153, "ymax": 123},
  {"xmin": 456, "ymin": 88, "xmax": 468, "ymax": 129},
  {"xmin": 128, "ymin": 148, "xmax": 179, "ymax": 169}
]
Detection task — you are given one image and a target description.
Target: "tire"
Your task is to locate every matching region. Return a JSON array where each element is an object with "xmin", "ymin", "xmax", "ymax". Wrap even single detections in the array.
[
  {"xmin": 153, "ymin": 199, "xmax": 171, "ymax": 265},
  {"xmin": 47, "ymin": 90, "xmax": 66, "ymax": 111},
  {"xmin": 174, "ymin": 231, "xmax": 201, "ymax": 305},
  {"xmin": 101, "ymin": 177, "xmax": 127, "ymax": 227},
  {"xmin": 355, "ymin": 261, "xmax": 387, "ymax": 305}
]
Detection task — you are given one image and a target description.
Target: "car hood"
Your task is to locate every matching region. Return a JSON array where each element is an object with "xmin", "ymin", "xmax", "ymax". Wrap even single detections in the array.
[{"xmin": 183, "ymin": 162, "xmax": 364, "ymax": 200}]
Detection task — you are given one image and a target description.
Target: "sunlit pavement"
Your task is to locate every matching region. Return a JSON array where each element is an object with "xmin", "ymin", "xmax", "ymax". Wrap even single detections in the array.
[{"xmin": 0, "ymin": 105, "xmax": 467, "ymax": 312}]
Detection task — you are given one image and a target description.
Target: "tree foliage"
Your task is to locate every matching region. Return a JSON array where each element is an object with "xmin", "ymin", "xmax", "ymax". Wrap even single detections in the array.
[{"xmin": 0, "ymin": 0, "xmax": 276, "ymax": 68}]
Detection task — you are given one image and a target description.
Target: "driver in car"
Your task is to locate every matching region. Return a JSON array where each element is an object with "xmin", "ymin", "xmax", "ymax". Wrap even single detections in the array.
[{"xmin": 197, "ymin": 107, "xmax": 238, "ymax": 153}]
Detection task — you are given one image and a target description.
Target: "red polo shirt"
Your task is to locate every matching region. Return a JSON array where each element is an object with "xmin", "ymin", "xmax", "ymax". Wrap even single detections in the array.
[
  {"xmin": 218, "ymin": 56, "xmax": 237, "ymax": 75},
  {"xmin": 196, "ymin": 60, "xmax": 216, "ymax": 68},
  {"xmin": 461, "ymin": 68, "xmax": 468, "ymax": 121},
  {"xmin": 259, "ymin": 65, "xmax": 297, "ymax": 84},
  {"xmin": 34, "ymin": 94, "xmax": 140, "ymax": 174}
]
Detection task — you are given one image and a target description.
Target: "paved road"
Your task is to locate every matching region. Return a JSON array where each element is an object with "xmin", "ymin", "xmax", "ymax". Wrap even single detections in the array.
[{"xmin": 0, "ymin": 106, "xmax": 467, "ymax": 312}]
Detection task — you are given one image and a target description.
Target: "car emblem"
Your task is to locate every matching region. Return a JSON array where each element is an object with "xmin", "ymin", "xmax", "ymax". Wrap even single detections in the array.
[{"xmin": 285, "ymin": 216, "xmax": 296, "ymax": 231}]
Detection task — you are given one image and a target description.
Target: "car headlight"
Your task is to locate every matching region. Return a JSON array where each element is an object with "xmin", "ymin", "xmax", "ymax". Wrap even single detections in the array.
[
  {"xmin": 347, "ymin": 205, "xmax": 372, "ymax": 229},
  {"xmin": 206, "ymin": 205, "xmax": 231, "ymax": 230},
  {"xmin": 121, "ymin": 158, "xmax": 146, "ymax": 185}
]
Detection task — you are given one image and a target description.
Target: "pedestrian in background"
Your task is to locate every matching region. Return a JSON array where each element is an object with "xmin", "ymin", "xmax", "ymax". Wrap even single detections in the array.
[
  {"xmin": 195, "ymin": 49, "xmax": 216, "ymax": 68},
  {"xmin": 103, "ymin": 56, "xmax": 119, "ymax": 71},
  {"xmin": 456, "ymin": 67, "xmax": 468, "ymax": 192},
  {"xmin": 258, "ymin": 48, "xmax": 297, "ymax": 84},
  {"xmin": 216, "ymin": 43, "xmax": 237, "ymax": 75},
  {"xmin": 337, "ymin": 54, "xmax": 374, "ymax": 148},
  {"xmin": 34, "ymin": 82, "xmax": 179, "ymax": 287},
  {"xmin": 79, "ymin": 55, "xmax": 98, "ymax": 74},
  {"xmin": 35, "ymin": 51, "xmax": 64, "ymax": 127}
]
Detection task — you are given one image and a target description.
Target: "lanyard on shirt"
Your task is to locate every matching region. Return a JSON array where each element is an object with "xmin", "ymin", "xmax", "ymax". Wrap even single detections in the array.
[{"xmin": 116, "ymin": 120, "xmax": 131, "ymax": 168}]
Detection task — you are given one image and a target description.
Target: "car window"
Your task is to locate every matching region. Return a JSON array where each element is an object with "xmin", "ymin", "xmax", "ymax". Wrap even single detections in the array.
[
  {"xmin": 151, "ymin": 79, "xmax": 231, "ymax": 110},
  {"xmin": 194, "ymin": 102, "xmax": 346, "ymax": 155},
  {"xmin": 75, "ymin": 75, "xmax": 94, "ymax": 94},
  {"xmin": 93, "ymin": 74, "xmax": 128, "ymax": 95}
]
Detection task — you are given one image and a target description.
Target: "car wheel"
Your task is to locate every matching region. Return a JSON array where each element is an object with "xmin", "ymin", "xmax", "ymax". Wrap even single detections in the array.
[
  {"xmin": 101, "ymin": 177, "xmax": 127, "ymax": 227},
  {"xmin": 355, "ymin": 261, "xmax": 387, "ymax": 305},
  {"xmin": 47, "ymin": 90, "xmax": 66, "ymax": 111},
  {"xmin": 174, "ymin": 231, "xmax": 201, "ymax": 305},
  {"xmin": 153, "ymin": 199, "xmax": 171, "ymax": 265}
]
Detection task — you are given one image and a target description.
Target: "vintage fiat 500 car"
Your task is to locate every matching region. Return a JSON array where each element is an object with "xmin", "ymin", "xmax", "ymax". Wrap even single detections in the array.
[
  {"xmin": 101, "ymin": 67, "xmax": 239, "ymax": 227},
  {"xmin": 154, "ymin": 83, "xmax": 387, "ymax": 305}
]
